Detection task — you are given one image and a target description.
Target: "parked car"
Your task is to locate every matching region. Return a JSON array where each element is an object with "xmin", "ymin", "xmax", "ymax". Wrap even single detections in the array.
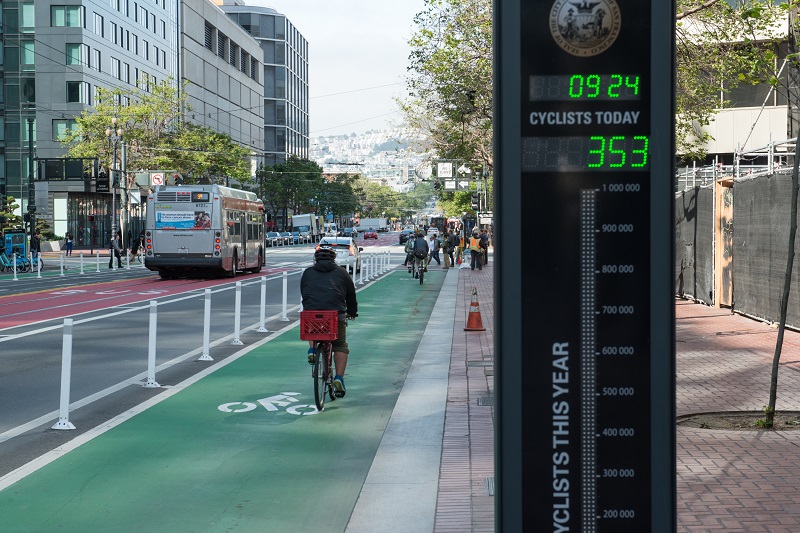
[
  {"xmin": 341, "ymin": 227, "xmax": 358, "ymax": 238},
  {"xmin": 363, "ymin": 228, "xmax": 378, "ymax": 239},
  {"xmin": 317, "ymin": 237, "xmax": 362, "ymax": 275},
  {"xmin": 399, "ymin": 229, "xmax": 416, "ymax": 244},
  {"xmin": 265, "ymin": 232, "xmax": 281, "ymax": 247}
]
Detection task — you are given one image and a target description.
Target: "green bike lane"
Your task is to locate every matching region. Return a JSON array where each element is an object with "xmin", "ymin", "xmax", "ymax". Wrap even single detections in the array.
[{"xmin": 0, "ymin": 268, "xmax": 448, "ymax": 532}]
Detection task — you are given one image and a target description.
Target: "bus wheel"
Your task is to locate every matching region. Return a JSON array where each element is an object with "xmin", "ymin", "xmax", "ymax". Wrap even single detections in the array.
[
  {"xmin": 251, "ymin": 251, "xmax": 263, "ymax": 273},
  {"xmin": 228, "ymin": 253, "xmax": 238, "ymax": 278}
]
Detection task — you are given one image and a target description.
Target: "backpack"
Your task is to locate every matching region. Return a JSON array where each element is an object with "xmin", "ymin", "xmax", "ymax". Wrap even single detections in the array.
[{"xmin": 413, "ymin": 237, "xmax": 429, "ymax": 259}]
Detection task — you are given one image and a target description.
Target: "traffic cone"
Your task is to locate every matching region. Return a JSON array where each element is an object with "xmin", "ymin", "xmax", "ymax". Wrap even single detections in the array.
[{"xmin": 464, "ymin": 287, "xmax": 486, "ymax": 331}]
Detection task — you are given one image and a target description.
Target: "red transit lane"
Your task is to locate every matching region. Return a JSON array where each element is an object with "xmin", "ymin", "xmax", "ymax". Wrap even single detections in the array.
[{"xmin": 0, "ymin": 267, "xmax": 291, "ymax": 329}]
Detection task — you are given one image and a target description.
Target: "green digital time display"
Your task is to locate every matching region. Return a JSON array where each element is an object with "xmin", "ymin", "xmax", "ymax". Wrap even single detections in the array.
[
  {"xmin": 521, "ymin": 136, "xmax": 649, "ymax": 172},
  {"xmin": 530, "ymin": 74, "xmax": 641, "ymax": 101}
]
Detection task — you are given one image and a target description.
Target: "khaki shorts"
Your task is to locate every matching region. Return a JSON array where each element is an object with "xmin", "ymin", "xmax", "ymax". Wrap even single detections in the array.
[{"xmin": 332, "ymin": 320, "xmax": 349, "ymax": 354}]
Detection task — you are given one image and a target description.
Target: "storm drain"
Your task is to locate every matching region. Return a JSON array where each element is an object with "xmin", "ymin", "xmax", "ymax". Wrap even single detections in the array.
[{"xmin": 477, "ymin": 395, "xmax": 494, "ymax": 406}]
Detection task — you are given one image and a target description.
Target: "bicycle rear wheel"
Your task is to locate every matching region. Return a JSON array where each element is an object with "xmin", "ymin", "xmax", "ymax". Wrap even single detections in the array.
[
  {"xmin": 313, "ymin": 342, "xmax": 327, "ymax": 411},
  {"xmin": 419, "ymin": 268, "xmax": 424, "ymax": 284}
]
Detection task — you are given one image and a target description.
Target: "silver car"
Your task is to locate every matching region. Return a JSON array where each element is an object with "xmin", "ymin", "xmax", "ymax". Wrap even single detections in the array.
[{"xmin": 317, "ymin": 237, "xmax": 362, "ymax": 275}]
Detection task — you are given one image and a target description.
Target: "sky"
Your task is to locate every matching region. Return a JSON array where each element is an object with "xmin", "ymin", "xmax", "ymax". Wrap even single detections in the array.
[{"xmin": 248, "ymin": 0, "xmax": 428, "ymax": 137}]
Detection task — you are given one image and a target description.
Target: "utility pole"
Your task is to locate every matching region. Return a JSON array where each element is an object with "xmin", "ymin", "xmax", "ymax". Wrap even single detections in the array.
[{"xmin": 27, "ymin": 118, "xmax": 35, "ymax": 246}]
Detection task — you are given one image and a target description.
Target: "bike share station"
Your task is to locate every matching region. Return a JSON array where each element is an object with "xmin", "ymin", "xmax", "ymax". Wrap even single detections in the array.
[{"xmin": 495, "ymin": 1, "xmax": 675, "ymax": 531}]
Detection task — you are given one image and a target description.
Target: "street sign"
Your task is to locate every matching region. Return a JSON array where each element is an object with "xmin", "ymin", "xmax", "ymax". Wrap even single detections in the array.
[
  {"xmin": 437, "ymin": 161, "xmax": 454, "ymax": 178},
  {"xmin": 151, "ymin": 173, "xmax": 164, "ymax": 186},
  {"xmin": 496, "ymin": 1, "xmax": 675, "ymax": 531},
  {"xmin": 445, "ymin": 179, "xmax": 473, "ymax": 191},
  {"xmin": 444, "ymin": 180, "xmax": 457, "ymax": 190}
]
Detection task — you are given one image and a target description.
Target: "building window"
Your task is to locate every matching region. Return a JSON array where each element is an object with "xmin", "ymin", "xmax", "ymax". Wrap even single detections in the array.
[
  {"xmin": 94, "ymin": 13, "xmax": 104, "ymax": 37},
  {"xmin": 132, "ymin": 34, "xmax": 138, "ymax": 55},
  {"xmin": 110, "ymin": 22, "xmax": 118, "ymax": 44},
  {"xmin": 153, "ymin": 46, "xmax": 159, "ymax": 66},
  {"xmin": 20, "ymin": 3, "xmax": 35, "ymax": 30},
  {"xmin": 122, "ymin": 62, "xmax": 130, "ymax": 83},
  {"xmin": 51, "ymin": 5, "xmax": 83, "ymax": 27},
  {"xmin": 204, "ymin": 22, "xmax": 213, "ymax": 51},
  {"xmin": 67, "ymin": 81, "xmax": 90, "ymax": 104},
  {"xmin": 21, "ymin": 41, "xmax": 34, "ymax": 69},
  {"xmin": 230, "ymin": 43, "xmax": 238, "ymax": 68},
  {"xmin": 53, "ymin": 119, "xmax": 78, "ymax": 141},
  {"xmin": 92, "ymin": 49, "xmax": 101, "ymax": 71},
  {"xmin": 66, "ymin": 43, "xmax": 82, "ymax": 65},
  {"xmin": 112, "ymin": 57, "xmax": 120, "ymax": 79},
  {"xmin": 217, "ymin": 32, "xmax": 226, "ymax": 60},
  {"xmin": 160, "ymin": 19, "xmax": 166, "ymax": 39},
  {"xmin": 241, "ymin": 50, "xmax": 247, "ymax": 73},
  {"xmin": 142, "ymin": 39, "xmax": 148, "ymax": 59},
  {"xmin": 250, "ymin": 58, "xmax": 257, "ymax": 81}
]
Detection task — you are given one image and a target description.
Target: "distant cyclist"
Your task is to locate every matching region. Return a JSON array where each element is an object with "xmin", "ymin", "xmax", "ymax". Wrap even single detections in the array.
[{"xmin": 300, "ymin": 246, "xmax": 358, "ymax": 397}]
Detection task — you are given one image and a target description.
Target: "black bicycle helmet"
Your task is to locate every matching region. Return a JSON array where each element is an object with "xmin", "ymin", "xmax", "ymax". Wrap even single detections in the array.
[{"xmin": 314, "ymin": 246, "xmax": 337, "ymax": 261}]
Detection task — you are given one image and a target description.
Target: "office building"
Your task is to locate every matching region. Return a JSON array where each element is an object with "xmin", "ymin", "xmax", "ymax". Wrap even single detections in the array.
[{"xmin": 215, "ymin": 0, "xmax": 309, "ymax": 166}]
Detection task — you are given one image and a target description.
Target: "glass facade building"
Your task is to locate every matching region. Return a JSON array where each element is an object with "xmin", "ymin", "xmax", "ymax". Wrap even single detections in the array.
[{"xmin": 217, "ymin": 2, "xmax": 309, "ymax": 166}]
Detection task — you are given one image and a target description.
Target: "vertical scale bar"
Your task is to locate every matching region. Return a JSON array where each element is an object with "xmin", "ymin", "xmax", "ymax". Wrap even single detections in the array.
[{"xmin": 580, "ymin": 189, "xmax": 597, "ymax": 532}]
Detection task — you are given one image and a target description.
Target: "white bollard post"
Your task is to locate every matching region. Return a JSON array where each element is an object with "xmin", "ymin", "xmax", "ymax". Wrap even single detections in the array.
[
  {"xmin": 60, "ymin": 252, "xmax": 65, "ymax": 277},
  {"xmin": 96, "ymin": 252, "xmax": 100, "ymax": 272},
  {"xmin": 36, "ymin": 253, "xmax": 42, "ymax": 278},
  {"xmin": 199, "ymin": 289, "xmax": 213, "ymax": 361},
  {"xmin": 257, "ymin": 277, "xmax": 268, "ymax": 332},
  {"xmin": 12, "ymin": 252, "xmax": 18, "ymax": 281},
  {"xmin": 358, "ymin": 257, "xmax": 364, "ymax": 285},
  {"xmin": 52, "ymin": 318, "xmax": 77, "ymax": 430},
  {"xmin": 232, "ymin": 281, "xmax": 244, "ymax": 345},
  {"xmin": 126, "ymin": 249, "xmax": 131, "ymax": 270},
  {"xmin": 143, "ymin": 301, "xmax": 161, "ymax": 388},
  {"xmin": 387, "ymin": 251, "xmax": 392, "ymax": 271},
  {"xmin": 280, "ymin": 271, "xmax": 289, "ymax": 321},
  {"xmin": 80, "ymin": 252, "xmax": 85, "ymax": 274}
]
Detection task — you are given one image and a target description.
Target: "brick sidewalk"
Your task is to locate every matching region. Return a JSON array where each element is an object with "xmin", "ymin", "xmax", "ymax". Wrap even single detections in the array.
[
  {"xmin": 432, "ymin": 267, "xmax": 800, "ymax": 532},
  {"xmin": 435, "ymin": 258, "xmax": 495, "ymax": 532},
  {"xmin": 676, "ymin": 299, "xmax": 800, "ymax": 532}
]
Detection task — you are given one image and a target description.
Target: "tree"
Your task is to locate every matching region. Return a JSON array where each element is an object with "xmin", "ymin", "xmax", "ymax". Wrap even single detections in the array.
[
  {"xmin": 62, "ymin": 78, "xmax": 252, "ymax": 186},
  {"xmin": 401, "ymin": 0, "xmax": 493, "ymax": 172},
  {"xmin": 257, "ymin": 157, "xmax": 325, "ymax": 228},
  {"xmin": 675, "ymin": 0, "xmax": 796, "ymax": 160}
]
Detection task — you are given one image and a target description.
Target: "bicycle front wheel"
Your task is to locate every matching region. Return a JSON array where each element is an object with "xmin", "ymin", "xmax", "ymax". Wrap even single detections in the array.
[
  {"xmin": 419, "ymin": 268, "xmax": 424, "ymax": 284},
  {"xmin": 313, "ymin": 342, "xmax": 327, "ymax": 411}
]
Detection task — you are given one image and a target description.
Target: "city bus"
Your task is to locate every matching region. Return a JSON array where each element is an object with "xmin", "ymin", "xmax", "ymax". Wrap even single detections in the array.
[{"xmin": 144, "ymin": 184, "xmax": 265, "ymax": 278}]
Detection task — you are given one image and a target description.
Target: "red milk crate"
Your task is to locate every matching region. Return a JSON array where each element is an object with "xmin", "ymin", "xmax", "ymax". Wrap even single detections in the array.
[{"xmin": 299, "ymin": 310, "xmax": 339, "ymax": 341}]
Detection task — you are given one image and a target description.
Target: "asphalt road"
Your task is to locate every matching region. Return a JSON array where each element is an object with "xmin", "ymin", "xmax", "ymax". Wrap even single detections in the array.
[{"xmin": 0, "ymin": 236, "xmax": 404, "ymax": 478}]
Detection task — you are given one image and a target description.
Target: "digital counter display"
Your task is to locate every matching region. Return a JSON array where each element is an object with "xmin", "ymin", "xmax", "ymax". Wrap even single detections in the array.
[
  {"xmin": 522, "ymin": 136, "xmax": 649, "ymax": 172},
  {"xmin": 510, "ymin": 0, "xmax": 671, "ymax": 531},
  {"xmin": 192, "ymin": 192, "xmax": 210, "ymax": 202},
  {"xmin": 530, "ymin": 74, "xmax": 641, "ymax": 101}
]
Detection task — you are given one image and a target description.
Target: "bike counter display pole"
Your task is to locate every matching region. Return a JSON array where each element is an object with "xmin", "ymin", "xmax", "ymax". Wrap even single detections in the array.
[{"xmin": 495, "ymin": 1, "xmax": 675, "ymax": 531}]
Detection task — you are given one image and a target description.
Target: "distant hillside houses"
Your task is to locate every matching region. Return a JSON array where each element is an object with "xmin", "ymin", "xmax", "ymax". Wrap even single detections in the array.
[{"xmin": 310, "ymin": 128, "xmax": 426, "ymax": 193}]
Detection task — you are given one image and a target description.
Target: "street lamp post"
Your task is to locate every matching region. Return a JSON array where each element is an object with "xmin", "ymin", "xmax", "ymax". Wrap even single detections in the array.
[{"xmin": 105, "ymin": 118, "xmax": 124, "ymax": 248}]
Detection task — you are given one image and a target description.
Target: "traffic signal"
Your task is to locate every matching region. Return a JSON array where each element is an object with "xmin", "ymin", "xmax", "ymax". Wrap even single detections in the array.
[
  {"xmin": 471, "ymin": 193, "xmax": 480, "ymax": 210},
  {"xmin": 87, "ymin": 215, "xmax": 95, "ymax": 222},
  {"xmin": 434, "ymin": 179, "xmax": 441, "ymax": 190}
]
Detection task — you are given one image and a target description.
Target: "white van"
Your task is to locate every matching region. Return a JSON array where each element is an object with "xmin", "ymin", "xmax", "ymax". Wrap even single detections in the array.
[{"xmin": 324, "ymin": 223, "xmax": 339, "ymax": 236}]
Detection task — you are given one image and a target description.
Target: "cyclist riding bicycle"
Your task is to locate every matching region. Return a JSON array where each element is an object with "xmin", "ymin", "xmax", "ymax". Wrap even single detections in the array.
[{"xmin": 300, "ymin": 246, "xmax": 358, "ymax": 397}]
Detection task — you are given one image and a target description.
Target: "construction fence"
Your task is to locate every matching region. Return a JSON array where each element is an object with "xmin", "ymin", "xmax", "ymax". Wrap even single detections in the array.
[{"xmin": 676, "ymin": 170, "xmax": 800, "ymax": 329}]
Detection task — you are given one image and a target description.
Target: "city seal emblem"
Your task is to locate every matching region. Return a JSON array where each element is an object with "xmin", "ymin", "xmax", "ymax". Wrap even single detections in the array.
[{"xmin": 549, "ymin": 0, "xmax": 621, "ymax": 57}]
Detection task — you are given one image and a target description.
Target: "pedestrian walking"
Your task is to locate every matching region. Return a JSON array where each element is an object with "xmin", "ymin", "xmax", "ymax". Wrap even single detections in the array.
[
  {"xmin": 65, "ymin": 232, "xmax": 73, "ymax": 256},
  {"xmin": 480, "ymin": 229, "xmax": 489, "ymax": 265},
  {"xmin": 446, "ymin": 230, "xmax": 458, "ymax": 268},
  {"xmin": 469, "ymin": 229, "xmax": 482, "ymax": 271},
  {"xmin": 30, "ymin": 231, "xmax": 41, "ymax": 269},
  {"xmin": 109, "ymin": 232, "xmax": 122, "ymax": 269},
  {"xmin": 427, "ymin": 233, "xmax": 441, "ymax": 267}
]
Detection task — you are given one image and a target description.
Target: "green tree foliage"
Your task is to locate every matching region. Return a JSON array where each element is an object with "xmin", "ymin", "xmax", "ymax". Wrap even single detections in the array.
[
  {"xmin": 62, "ymin": 78, "xmax": 252, "ymax": 186},
  {"xmin": 318, "ymin": 174, "xmax": 359, "ymax": 223},
  {"xmin": 676, "ymin": 0, "xmax": 795, "ymax": 160},
  {"xmin": 402, "ymin": 0, "xmax": 493, "ymax": 171},
  {"xmin": 0, "ymin": 196, "xmax": 22, "ymax": 232},
  {"xmin": 257, "ymin": 157, "xmax": 327, "ymax": 225}
]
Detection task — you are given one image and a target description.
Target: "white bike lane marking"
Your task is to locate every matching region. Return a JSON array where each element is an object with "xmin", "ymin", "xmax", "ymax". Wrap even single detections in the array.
[{"xmin": 218, "ymin": 392, "xmax": 319, "ymax": 416}]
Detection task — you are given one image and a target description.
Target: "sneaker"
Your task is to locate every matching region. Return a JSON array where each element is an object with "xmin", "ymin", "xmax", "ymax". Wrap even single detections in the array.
[
  {"xmin": 307, "ymin": 348, "xmax": 316, "ymax": 365},
  {"xmin": 333, "ymin": 375, "xmax": 346, "ymax": 398}
]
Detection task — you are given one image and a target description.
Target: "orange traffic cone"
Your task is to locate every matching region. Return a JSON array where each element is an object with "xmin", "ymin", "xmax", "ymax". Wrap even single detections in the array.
[{"xmin": 464, "ymin": 287, "xmax": 486, "ymax": 331}]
